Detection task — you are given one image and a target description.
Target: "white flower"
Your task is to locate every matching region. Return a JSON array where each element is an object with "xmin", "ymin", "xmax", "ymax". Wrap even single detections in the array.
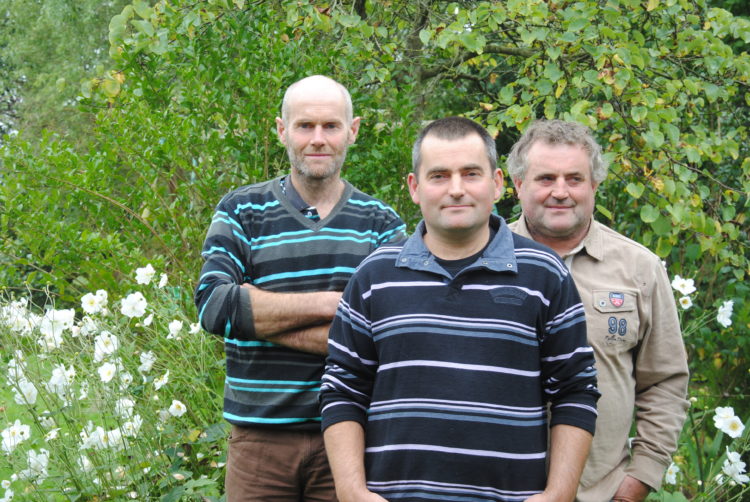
[
  {"xmin": 39, "ymin": 308, "xmax": 75, "ymax": 339},
  {"xmin": 122, "ymin": 415, "xmax": 143, "ymax": 438},
  {"xmin": 0, "ymin": 488, "xmax": 12, "ymax": 502},
  {"xmin": 38, "ymin": 415, "xmax": 55, "ymax": 430},
  {"xmin": 138, "ymin": 351, "xmax": 156, "ymax": 374},
  {"xmin": 664, "ymin": 462, "xmax": 679, "ymax": 484},
  {"xmin": 1, "ymin": 420, "xmax": 31, "ymax": 453},
  {"xmin": 678, "ymin": 296, "xmax": 692, "ymax": 310},
  {"xmin": 102, "ymin": 428, "xmax": 127, "ymax": 452},
  {"xmin": 120, "ymin": 371, "xmax": 134, "ymax": 389},
  {"xmin": 1, "ymin": 480, "xmax": 9, "ymax": 489},
  {"xmin": 0, "ymin": 299, "xmax": 35, "ymax": 335},
  {"xmin": 120, "ymin": 292, "xmax": 148, "ymax": 318},
  {"xmin": 78, "ymin": 316, "xmax": 99, "ymax": 336},
  {"xmin": 723, "ymin": 416, "xmax": 745, "ymax": 439},
  {"xmin": 717, "ymin": 300, "xmax": 734, "ymax": 328},
  {"xmin": 141, "ymin": 313, "xmax": 154, "ymax": 326},
  {"xmin": 46, "ymin": 364, "xmax": 75, "ymax": 400},
  {"xmin": 671, "ymin": 275, "xmax": 696, "ymax": 296},
  {"xmin": 13, "ymin": 379, "xmax": 38, "ymax": 405},
  {"xmin": 115, "ymin": 398, "xmax": 135, "ymax": 419},
  {"xmin": 189, "ymin": 323, "xmax": 201, "ymax": 334},
  {"xmin": 44, "ymin": 428, "xmax": 60, "ymax": 441},
  {"xmin": 722, "ymin": 448, "xmax": 749, "ymax": 485},
  {"xmin": 158, "ymin": 273, "xmax": 168, "ymax": 288},
  {"xmin": 168, "ymin": 400, "xmax": 187, "ymax": 417},
  {"xmin": 93, "ymin": 331, "xmax": 120, "ymax": 362},
  {"xmin": 18, "ymin": 448, "xmax": 49, "ymax": 483},
  {"xmin": 97, "ymin": 362, "xmax": 117, "ymax": 383},
  {"xmin": 78, "ymin": 455, "xmax": 94, "ymax": 473},
  {"xmin": 79, "ymin": 423, "xmax": 105, "ymax": 450},
  {"xmin": 80, "ymin": 292, "xmax": 106, "ymax": 315},
  {"xmin": 154, "ymin": 370, "xmax": 169, "ymax": 390},
  {"xmin": 714, "ymin": 406, "xmax": 737, "ymax": 429},
  {"xmin": 135, "ymin": 264, "xmax": 156, "ymax": 285},
  {"xmin": 167, "ymin": 320, "xmax": 183, "ymax": 339},
  {"xmin": 78, "ymin": 381, "xmax": 89, "ymax": 401},
  {"xmin": 95, "ymin": 289, "xmax": 108, "ymax": 306}
]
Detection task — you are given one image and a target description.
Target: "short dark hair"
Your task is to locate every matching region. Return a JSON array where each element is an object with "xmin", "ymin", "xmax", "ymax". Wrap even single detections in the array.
[{"xmin": 412, "ymin": 116, "xmax": 497, "ymax": 175}]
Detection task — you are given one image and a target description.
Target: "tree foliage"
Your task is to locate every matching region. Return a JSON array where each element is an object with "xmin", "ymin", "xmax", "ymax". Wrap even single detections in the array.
[{"xmin": 2, "ymin": 0, "xmax": 749, "ymax": 411}]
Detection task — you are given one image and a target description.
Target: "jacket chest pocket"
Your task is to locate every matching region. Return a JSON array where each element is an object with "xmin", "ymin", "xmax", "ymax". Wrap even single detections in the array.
[{"xmin": 590, "ymin": 289, "xmax": 640, "ymax": 351}]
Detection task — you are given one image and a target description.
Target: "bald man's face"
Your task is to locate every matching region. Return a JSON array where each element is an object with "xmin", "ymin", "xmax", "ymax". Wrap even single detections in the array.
[{"xmin": 276, "ymin": 84, "xmax": 360, "ymax": 181}]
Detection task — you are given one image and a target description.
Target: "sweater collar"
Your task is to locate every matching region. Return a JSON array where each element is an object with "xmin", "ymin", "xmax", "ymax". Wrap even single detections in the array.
[{"xmin": 397, "ymin": 214, "xmax": 518, "ymax": 276}]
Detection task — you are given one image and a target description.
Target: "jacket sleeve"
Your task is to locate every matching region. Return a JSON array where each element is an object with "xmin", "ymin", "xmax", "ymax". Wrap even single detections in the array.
[
  {"xmin": 542, "ymin": 271, "xmax": 601, "ymax": 435},
  {"xmin": 194, "ymin": 196, "xmax": 255, "ymax": 340},
  {"xmin": 626, "ymin": 257, "xmax": 689, "ymax": 490},
  {"xmin": 320, "ymin": 269, "xmax": 377, "ymax": 431}
]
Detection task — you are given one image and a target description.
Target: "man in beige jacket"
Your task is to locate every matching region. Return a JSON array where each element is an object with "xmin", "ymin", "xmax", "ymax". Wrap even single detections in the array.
[{"xmin": 507, "ymin": 119, "xmax": 689, "ymax": 502}]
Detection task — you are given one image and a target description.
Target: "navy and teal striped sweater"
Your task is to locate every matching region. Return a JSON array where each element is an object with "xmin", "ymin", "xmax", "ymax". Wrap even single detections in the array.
[
  {"xmin": 320, "ymin": 215, "xmax": 600, "ymax": 500},
  {"xmin": 195, "ymin": 176, "xmax": 406, "ymax": 429}
]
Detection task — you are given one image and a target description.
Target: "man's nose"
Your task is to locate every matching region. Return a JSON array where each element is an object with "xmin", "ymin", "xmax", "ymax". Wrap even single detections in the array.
[
  {"xmin": 448, "ymin": 174, "xmax": 465, "ymax": 197},
  {"xmin": 550, "ymin": 178, "xmax": 568, "ymax": 199},
  {"xmin": 311, "ymin": 125, "xmax": 326, "ymax": 146}
]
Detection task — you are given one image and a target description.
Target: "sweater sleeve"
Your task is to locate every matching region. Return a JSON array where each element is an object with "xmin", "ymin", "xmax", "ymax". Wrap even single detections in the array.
[
  {"xmin": 542, "ymin": 272, "xmax": 601, "ymax": 435},
  {"xmin": 194, "ymin": 196, "xmax": 255, "ymax": 340},
  {"xmin": 320, "ymin": 269, "xmax": 378, "ymax": 430}
]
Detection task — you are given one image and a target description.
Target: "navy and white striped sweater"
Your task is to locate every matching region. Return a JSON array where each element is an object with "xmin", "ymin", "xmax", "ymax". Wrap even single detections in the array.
[
  {"xmin": 320, "ymin": 215, "xmax": 599, "ymax": 501},
  {"xmin": 195, "ymin": 176, "xmax": 406, "ymax": 429}
]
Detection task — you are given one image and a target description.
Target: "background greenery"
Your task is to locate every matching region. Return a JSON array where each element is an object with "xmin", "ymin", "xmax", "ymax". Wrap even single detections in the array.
[{"xmin": 1, "ymin": 0, "xmax": 748, "ymax": 499}]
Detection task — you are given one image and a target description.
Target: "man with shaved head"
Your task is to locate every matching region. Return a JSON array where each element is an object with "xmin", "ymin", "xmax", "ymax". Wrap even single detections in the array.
[{"xmin": 195, "ymin": 75, "xmax": 406, "ymax": 501}]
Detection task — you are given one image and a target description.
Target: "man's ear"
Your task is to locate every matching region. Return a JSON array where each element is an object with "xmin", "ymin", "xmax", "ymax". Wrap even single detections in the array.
[
  {"xmin": 407, "ymin": 172, "xmax": 420, "ymax": 205},
  {"xmin": 493, "ymin": 169, "xmax": 504, "ymax": 200},
  {"xmin": 275, "ymin": 117, "xmax": 286, "ymax": 145},
  {"xmin": 348, "ymin": 117, "xmax": 361, "ymax": 144}
]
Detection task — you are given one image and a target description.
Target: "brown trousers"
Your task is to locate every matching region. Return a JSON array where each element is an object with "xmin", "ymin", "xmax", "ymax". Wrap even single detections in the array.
[{"xmin": 225, "ymin": 425, "xmax": 337, "ymax": 502}]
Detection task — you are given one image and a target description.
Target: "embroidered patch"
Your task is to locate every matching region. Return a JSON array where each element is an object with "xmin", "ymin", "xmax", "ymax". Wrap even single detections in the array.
[{"xmin": 609, "ymin": 292, "xmax": 625, "ymax": 307}]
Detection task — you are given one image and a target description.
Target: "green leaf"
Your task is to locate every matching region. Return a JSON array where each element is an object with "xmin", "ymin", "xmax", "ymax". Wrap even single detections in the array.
[
  {"xmin": 596, "ymin": 205, "xmax": 613, "ymax": 220},
  {"xmin": 626, "ymin": 182, "xmax": 645, "ymax": 199},
  {"xmin": 651, "ymin": 214, "xmax": 672, "ymax": 236},
  {"xmin": 642, "ymin": 129, "xmax": 665, "ymax": 148},
  {"xmin": 640, "ymin": 204, "xmax": 660, "ymax": 223},
  {"xmin": 337, "ymin": 14, "xmax": 361, "ymax": 28},
  {"xmin": 132, "ymin": 19, "xmax": 155, "ymax": 37},
  {"xmin": 419, "ymin": 29, "xmax": 432, "ymax": 46},
  {"xmin": 543, "ymin": 63, "xmax": 564, "ymax": 83}
]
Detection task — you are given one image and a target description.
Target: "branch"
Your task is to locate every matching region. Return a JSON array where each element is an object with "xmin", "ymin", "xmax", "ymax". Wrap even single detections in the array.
[{"xmin": 419, "ymin": 44, "xmax": 537, "ymax": 80}]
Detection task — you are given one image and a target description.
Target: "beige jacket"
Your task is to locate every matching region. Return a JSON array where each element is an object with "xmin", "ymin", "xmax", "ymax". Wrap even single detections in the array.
[{"xmin": 510, "ymin": 217, "xmax": 689, "ymax": 502}]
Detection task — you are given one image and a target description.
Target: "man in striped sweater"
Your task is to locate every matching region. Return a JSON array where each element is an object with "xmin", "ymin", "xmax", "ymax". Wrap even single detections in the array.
[
  {"xmin": 195, "ymin": 75, "xmax": 406, "ymax": 501},
  {"xmin": 320, "ymin": 117, "xmax": 600, "ymax": 502}
]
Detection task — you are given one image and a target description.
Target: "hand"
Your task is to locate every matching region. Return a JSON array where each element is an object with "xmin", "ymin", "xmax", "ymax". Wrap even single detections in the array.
[
  {"xmin": 524, "ymin": 494, "xmax": 557, "ymax": 502},
  {"xmin": 611, "ymin": 475, "xmax": 650, "ymax": 502},
  {"xmin": 338, "ymin": 488, "xmax": 388, "ymax": 502}
]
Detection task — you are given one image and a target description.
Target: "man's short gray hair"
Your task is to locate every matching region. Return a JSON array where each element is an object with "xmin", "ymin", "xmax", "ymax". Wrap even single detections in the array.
[
  {"xmin": 412, "ymin": 116, "xmax": 497, "ymax": 175},
  {"xmin": 506, "ymin": 119, "xmax": 608, "ymax": 183},
  {"xmin": 280, "ymin": 75, "xmax": 353, "ymax": 124}
]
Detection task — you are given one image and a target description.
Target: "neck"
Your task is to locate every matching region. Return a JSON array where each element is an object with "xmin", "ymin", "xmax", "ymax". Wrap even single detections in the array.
[
  {"xmin": 423, "ymin": 225, "xmax": 491, "ymax": 260},
  {"xmin": 289, "ymin": 172, "xmax": 344, "ymax": 218},
  {"xmin": 525, "ymin": 219, "xmax": 590, "ymax": 257}
]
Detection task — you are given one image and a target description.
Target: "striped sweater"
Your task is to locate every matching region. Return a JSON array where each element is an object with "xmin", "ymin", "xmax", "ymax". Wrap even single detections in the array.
[
  {"xmin": 320, "ymin": 215, "xmax": 599, "ymax": 500},
  {"xmin": 195, "ymin": 176, "xmax": 406, "ymax": 429}
]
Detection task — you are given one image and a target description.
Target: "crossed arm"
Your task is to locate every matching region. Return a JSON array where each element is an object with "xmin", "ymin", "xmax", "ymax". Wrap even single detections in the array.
[{"xmin": 240, "ymin": 283, "xmax": 342, "ymax": 355}]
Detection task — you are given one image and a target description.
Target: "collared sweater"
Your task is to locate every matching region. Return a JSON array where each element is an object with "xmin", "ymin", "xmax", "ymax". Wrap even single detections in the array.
[
  {"xmin": 195, "ymin": 176, "xmax": 406, "ymax": 429},
  {"xmin": 320, "ymin": 215, "xmax": 600, "ymax": 501},
  {"xmin": 510, "ymin": 217, "xmax": 689, "ymax": 501}
]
